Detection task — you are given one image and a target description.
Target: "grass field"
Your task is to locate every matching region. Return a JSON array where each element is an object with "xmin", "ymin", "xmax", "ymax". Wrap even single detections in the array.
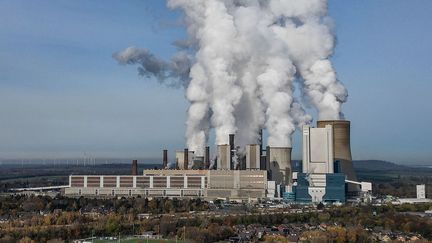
[{"xmin": 92, "ymin": 238, "xmax": 187, "ymax": 243}]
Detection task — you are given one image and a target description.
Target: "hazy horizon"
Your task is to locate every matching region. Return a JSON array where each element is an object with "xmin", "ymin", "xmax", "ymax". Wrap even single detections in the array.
[{"xmin": 0, "ymin": 157, "xmax": 430, "ymax": 167}]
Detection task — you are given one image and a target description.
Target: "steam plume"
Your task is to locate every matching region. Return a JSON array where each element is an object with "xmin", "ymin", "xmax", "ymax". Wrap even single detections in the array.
[
  {"xmin": 268, "ymin": 0, "xmax": 348, "ymax": 119},
  {"xmin": 114, "ymin": 0, "xmax": 347, "ymax": 153},
  {"xmin": 113, "ymin": 46, "xmax": 191, "ymax": 88}
]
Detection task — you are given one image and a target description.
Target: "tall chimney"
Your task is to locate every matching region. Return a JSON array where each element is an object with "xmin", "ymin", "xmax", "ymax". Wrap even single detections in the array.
[
  {"xmin": 259, "ymin": 129, "xmax": 264, "ymax": 170},
  {"xmin": 131, "ymin": 160, "xmax": 138, "ymax": 175},
  {"xmin": 205, "ymin": 146, "xmax": 210, "ymax": 169},
  {"xmin": 317, "ymin": 120, "xmax": 359, "ymax": 192},
  {"xmin": 184, "ymin": 148, "xmax": 189, "ymax": 170},
  {"xmin": 163, "ymin": 149, "xmax": 168, "ymax": 169},
  {"xmin": 259, "ymin": 129, "xmax": 263, "ymax": 157},
  {"xmin": 265, "ymin": 146, "xmax": 270, "ymax": 171},
  {"xmin": 229, "ymin": 134, "xmax": 235, "ymax": 170}
]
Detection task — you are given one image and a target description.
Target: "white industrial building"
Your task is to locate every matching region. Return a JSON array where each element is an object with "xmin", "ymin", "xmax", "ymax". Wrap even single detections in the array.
[
  {"xmin": 295, "ymin": 124, "xmax": 372, "ymax": 203},
  {"xmin": 417, "ymin": 184, "xmax": 426, "ymax": 199},
  {"xmin": 65, "ymin": 169, "xmax": 267, "ymax": 201},
  {"xmin": 302, "ymin": 125, "xmax": 334, "ymax": 174}
]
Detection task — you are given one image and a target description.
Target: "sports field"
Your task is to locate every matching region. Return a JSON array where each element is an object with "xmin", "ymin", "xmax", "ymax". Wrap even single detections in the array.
[{"xmin": 92, "ymin": 238, "xmax": 187, "ymax": 243}]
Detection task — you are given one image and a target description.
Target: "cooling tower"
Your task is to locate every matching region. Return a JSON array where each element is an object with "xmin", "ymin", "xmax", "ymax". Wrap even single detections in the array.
[
  {"xmin": 131, "ymin": 160, "xmax": 138, "ymax": 175},
  {"xmin": 246, "ymin": 144, "xmax": 260, "ymax": 170},
  {"xmin": 175, "ymin": 150, "xmax": 194, "ymax": 170},
  {"xmin": 267, "ymin": 147, "xmax": 292, "ymax": 185},
  {"xmin": 217, "ymin": 144, "xmax": 230, "ymax": 170},
  {"xmin": 192, "ymin": 156, "xmax": 204, "ymax": 169},
  {"xmin": 317, "ymin": 120, "xmax": 359, "ymax": 192},
  {"xmin": 175, "ymin": 151, "xmax": 182, "ymax": 169},
  {"xmin": 163, "ymin": 149, "xmax": 168, "ymax": 169}
]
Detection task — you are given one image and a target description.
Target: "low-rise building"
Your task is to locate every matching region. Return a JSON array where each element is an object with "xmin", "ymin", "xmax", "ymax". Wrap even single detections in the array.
[{"xmin": 65, "ymin": 169, "xmax": 267, "ymax": 201}]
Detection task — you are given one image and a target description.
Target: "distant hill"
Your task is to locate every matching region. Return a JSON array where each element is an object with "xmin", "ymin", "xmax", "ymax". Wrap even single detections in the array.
[
  {"xmin": 353, "ymin": 160, "xmax": 412, "ymax": 171},
  {"xmin": 292, "ymin": 159, "xmax": 413, "ymax": 172}
]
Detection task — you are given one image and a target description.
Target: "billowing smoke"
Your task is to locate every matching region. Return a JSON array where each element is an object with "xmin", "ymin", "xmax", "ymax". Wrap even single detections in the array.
[
  {"xmin": 268, "ymin": 0, "xmax": 348, "ymax": 119},
  {"xmin": 113, "ymin": 46, "xmax": 191, "ymax": 88},
  {"xmin": 114, "ymin": 0, "xmax": 347, "ymax": 154}
]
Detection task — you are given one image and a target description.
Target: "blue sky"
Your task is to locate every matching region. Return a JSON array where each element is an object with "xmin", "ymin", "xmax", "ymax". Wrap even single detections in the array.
[{"xmin": 0, "ymin": 1, "xmax": 431, "ymax": 164}]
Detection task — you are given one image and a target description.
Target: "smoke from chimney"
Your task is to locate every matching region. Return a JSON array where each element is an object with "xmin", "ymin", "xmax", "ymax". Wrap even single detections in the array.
[{"xmin": 114, "ymin": 0, "xmax": 346, "ymax": 152}]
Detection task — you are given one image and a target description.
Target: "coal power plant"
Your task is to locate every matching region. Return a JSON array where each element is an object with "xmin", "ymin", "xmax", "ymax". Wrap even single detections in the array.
[
  {"xmin": 65, "ymin": 120, "xmax": 372, "ymax": 203},
  {"xmin": 66, "ymin": 0, "xmax": 377, "ymax": 203}
]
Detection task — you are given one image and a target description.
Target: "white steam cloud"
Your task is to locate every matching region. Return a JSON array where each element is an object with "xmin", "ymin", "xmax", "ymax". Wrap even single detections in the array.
[{"xmin": 114, "ymin": 0, "xmax": 346, "ymax": 155}]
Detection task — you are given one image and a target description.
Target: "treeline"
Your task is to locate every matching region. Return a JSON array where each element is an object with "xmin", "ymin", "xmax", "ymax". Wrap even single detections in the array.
[
  {"xmin": 373, "ymin": 177, "xmax": 432, "ymax": 198},
  {"xmin": 0, "ymin": 195, "xmax": 208, "ymax": 216},
  {"xmin": 356, "ymin": 169, "xmax": 432, "ymax": 198}
]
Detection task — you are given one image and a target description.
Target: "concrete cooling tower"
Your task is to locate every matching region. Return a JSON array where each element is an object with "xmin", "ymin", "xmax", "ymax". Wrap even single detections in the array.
[
  {"xmin": 266, "ymin": 146, "xmax": 292, "ymax": 185},
  {"xmin": 217, "ymin": 144, "xmax": 230, "ymax": 170},
  {"xmin": 246, "ymin": 144, "xmax": 260, "ymax": 170},
  {"xmin": 175, "ymin": 150, "xmax": 194, "ymax": 170},
  {"xmin": 317, "ymin": 120, "xmax": 359, "ymax": 192}
]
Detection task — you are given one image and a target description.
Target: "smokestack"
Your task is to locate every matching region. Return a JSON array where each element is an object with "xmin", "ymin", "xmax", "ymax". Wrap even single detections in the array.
[
  {"xmin": 317, "ymin": 120, "xmax": 359, "ymax": 192},
  {"xmin": 184, "ymin": 148, "xmax": 189, "ymax": 170},
  {"xmin": 259, "ymin": 129, "xmax": 263, "ymax": 157},
  {"xmin": 265, "ymin": 146, "xmax": 270, "ymax": 171},
  {"xmin": 131, "ymin": 160, "xmax": 138, "ymax": 175},
  {"xmin": 205, "ymin": 146, "xmax": 210, "ymax": 169},
  {"xmin": 229, "ymin": 134, "xmax": 235, "ymax": 170},
  {"xmin": 163, "ymin": 149, "xmax": 168, "ymax": 169}
]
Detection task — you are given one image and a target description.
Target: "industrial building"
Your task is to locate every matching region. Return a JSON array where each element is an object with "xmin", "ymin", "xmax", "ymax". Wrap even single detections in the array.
[
  {"xmin": 395, "ymin": 184, "xmax": 432, "ymax": 204},
  {"xmin": 295, "ymin": 173, "xmax": 346, "ymax": 203},
  {"xmin": 65, "ymin": 120, "xmax": 372, "ymax": 204},
  {"xmin": 302, "ymin": 125, "xmax": 334, "ymax": 174},
  {"xmin": 65, "ymin": 169, "xmax": 266, "ymax": 200},
  {"xmin": 290, "ymin": 123, "xmax": 371, "ymax": 203}
]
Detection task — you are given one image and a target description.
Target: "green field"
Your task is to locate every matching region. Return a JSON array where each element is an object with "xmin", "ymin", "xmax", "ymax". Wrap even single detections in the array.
[{"xmin": 93, "ymin": 238, "xmax": 187, "ymax": 243}]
